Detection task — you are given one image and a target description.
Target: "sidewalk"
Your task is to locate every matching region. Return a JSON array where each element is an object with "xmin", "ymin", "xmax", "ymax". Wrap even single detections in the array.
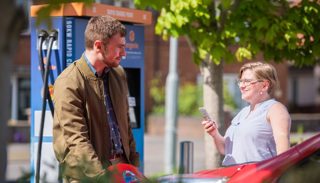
[
  {"xmin": 6, "ymin": 116, "xmax": 206, "ymax": 181},
  {"xmin": 6, "ymin": 135, "xmax": 205, "ymax": 181},
  {"xmin": 144, "ymin": 116, "xmax": 206, "ymax": 176},
  {"xmin": 6, "ymin": 143, "xmax": 30, "ymax": 181}
]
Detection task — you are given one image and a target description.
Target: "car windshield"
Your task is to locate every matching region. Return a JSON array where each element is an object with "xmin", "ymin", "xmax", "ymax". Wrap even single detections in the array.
[{"xmin": 277, "ymin": 149, "xmax": 320, "ymax": 183}]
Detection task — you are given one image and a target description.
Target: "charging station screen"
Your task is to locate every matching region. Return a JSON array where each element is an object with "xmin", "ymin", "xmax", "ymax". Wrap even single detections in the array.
[{"xmin": 125, "ymin": 68, "xmax": 141, "ymax": 128}]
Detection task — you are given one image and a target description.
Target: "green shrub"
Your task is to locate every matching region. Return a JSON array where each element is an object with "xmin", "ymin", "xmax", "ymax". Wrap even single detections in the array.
[
  {"xmin": 149, "ymin": 78, "xmax": 237, "ymax": 116},
  {"xmin": 178, "ymin": 83, "xmax": 202, "ymax": 116},
  {"xmin": 223, "ymin": 81, "xmax": 237, "ymax": 111},
  {"xmin": 149, "ymin": 77, "xmax": 165, "ymax": 115}
]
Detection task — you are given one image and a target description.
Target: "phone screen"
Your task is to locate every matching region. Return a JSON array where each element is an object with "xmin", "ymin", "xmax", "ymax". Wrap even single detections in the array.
[{"xmin": 199, "ymin": 107, "xmax": 211, "ymax": 121}]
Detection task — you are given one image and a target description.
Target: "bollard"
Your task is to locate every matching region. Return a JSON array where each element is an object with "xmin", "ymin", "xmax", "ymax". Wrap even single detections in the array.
[{"xmin": 179, "ymin": 141, "xmax": 194, "ymax": 174}]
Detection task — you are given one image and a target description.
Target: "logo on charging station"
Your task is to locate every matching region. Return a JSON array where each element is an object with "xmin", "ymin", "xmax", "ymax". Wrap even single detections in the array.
[
  {"xmin": 126, "ymin": 30, "xmax": 139, "ymax": 50},
  {"xmin": 41, "ymin": 85, "xmax": 54, "ymax": 100},
  {"xmin": 129, "ymin": 30, "xmax": 135, "ymax": 42},
  {"xmin": 123, "ymin": 26, "xmax": 143, "ymax": 61}
]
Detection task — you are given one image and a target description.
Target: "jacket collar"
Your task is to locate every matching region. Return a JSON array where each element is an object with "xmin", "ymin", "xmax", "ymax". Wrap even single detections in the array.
[
  {"xmin": 77, "ymin": 55, "xmax": 104, "ymax": 80},
  {"xmin": 80, "ymin": 54, "xmax": 112, "ymax": 79},
  {"xmin": 83, "ymin": 53, "xmax": 98, "ymax": 76}
]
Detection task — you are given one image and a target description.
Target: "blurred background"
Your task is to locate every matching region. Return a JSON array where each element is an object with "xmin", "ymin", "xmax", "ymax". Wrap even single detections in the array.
[{"xmin": 4, "ymin": 0, "xmax": 320, "ymax": 182}]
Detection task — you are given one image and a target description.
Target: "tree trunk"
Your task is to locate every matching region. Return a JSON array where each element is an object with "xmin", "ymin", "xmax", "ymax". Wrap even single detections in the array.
[
  {"xmin": 0, "ymin": 1, "xmax": 27, "ymax": 181},
  {"xmin": 200, "ymin": 59, "xmax": 224, "ymax": 169}
]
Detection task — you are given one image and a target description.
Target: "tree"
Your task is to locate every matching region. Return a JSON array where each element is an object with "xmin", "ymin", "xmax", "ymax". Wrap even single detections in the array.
[{"xmin": 134, "ymin": 0, "xmax": 320, "ymax": 168}]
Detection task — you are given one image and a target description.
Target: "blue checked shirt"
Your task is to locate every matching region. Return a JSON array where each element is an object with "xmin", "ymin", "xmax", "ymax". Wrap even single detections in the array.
[
  {"xmin": 101, "ymin": 72, "xmax": 124, "ymax": 155},
  {"xmin": 84, "ymin": 53, "xmax": 123, "ymax": 155}
]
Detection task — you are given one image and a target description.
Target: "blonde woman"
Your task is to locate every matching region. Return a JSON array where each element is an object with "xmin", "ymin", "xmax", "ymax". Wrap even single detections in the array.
[{"xmin": 202, "ymin": 62, "xmax": 291, "ymax": 166}]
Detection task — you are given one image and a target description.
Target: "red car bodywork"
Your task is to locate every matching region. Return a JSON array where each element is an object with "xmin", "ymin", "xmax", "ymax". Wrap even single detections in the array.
[
  {"xmin": 194, "ymin": 133, "xmax": 320, "ymax": 183},
  {"xmin": 108, "ymin": 133, "xmax": 320, "ymax": 183},
  {"xmin": 107, "ymin": 163, "xmax": 147, "ymax": 183}
]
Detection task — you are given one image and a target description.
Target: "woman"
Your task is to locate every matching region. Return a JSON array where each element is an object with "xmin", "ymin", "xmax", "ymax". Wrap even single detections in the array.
[{"xmin": 202, "ymin": 62, "xmax": 291, "ymax": 166}]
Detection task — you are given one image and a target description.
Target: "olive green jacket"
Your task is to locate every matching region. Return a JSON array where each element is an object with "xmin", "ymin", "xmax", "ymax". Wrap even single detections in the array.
[{"xmin": 53, "ymin": 56, "xmax": 139, "ymax": 180}]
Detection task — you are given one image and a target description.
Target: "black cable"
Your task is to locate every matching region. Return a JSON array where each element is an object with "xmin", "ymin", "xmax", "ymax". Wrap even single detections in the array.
[
  {"xmin": 35, "ymin": 29, "xmax": 47, "ymax": 183},
  {"xmin": 37, "ymin": 30, "xmax": 54, "ymax": 116},
  {"xmin": 37, "ymin": 30, "xmax": 48, "ymax": 77},
  {"xmin": 36, "ymin": 29, "xmax": 58, "ymax": 183}
]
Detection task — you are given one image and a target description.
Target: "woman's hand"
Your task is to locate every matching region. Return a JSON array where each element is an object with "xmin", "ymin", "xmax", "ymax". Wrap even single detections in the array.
[
  {"xmin": 202, "ymin": 120, "xmax": 218, "ymax": 137},
  {"xmin": 201, "ymin": 120, "xmax": 225, "ymax": 154}
]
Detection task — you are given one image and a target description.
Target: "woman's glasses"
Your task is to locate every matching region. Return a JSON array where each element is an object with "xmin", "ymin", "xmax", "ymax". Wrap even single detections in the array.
[{"xmin": 237, "ymin": 79, "xmax": 263, "ymax": 86}]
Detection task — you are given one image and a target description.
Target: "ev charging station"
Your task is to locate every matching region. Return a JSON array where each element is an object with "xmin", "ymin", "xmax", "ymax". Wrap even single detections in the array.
[{"xmin": 30, "ymin": 3, "xmax": 151, "ymax": 182}]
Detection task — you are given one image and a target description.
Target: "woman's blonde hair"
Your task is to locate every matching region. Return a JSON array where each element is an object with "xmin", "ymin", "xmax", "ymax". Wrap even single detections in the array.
[{"xmin": 239, "ymin": 62, "xmax": 279, "ymax": 97}]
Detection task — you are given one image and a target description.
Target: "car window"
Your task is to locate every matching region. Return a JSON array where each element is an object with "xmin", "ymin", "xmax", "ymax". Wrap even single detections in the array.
[{"xmin": 277, "ymin": 149, "xmax": 320, "ymax": 183}]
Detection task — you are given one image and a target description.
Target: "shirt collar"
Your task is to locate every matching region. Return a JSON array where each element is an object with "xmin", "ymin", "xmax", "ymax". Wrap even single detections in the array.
[
  {"xmin": 83, "ymin": 53, "xmax": 97, "ymax": 75},
  {"xmin": 83, "ymin": 53, "xmax": 110, "ymax": 78}
]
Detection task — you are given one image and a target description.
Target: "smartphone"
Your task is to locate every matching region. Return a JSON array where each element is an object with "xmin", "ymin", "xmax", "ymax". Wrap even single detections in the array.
[{"xmin": 199, "ymin": 107, "xmax": 211, "ymax": 121}]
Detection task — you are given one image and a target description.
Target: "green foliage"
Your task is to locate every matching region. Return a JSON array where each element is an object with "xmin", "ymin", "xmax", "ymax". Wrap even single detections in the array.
[
  {"xmin": 178, "ymin": 83, "xmax": 202, "ymax": 116},
  {"xmin": 16, "ymin": 171, "xmax": 32, "ymax": 183},
  {"xmin": 134, "ymin": 0, "xmax": 170, "ymax": 11},
  {"xmin": 149, "ymin": 79, "xmax": 237, "ymax": 116},
  {"xmin": 149, "ymin": 80, "xmax": 202, "ymax": 116},
  {"xmin": 149, "ymin": 77, "xmax": 165, "ymax": 115},
  {"xmin": 135, "ymin": 0, "xmax": 320, "ymax": 66},
  {"xmin": 235, "ymin": 47, "xmax": 252, "ymax": 62},
  {"xmin": 223, "ymin": 81, "xmax": 237, "ymax": 111}
]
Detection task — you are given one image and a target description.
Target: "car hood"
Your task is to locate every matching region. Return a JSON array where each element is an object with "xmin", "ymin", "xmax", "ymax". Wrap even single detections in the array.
[
  {"xmin": 194, "ymin": 164, "xmax": 248, "ymax": 178},
  {"xmin": 192, "ymin": 133, "xmax": 320, "ymax": 182}
]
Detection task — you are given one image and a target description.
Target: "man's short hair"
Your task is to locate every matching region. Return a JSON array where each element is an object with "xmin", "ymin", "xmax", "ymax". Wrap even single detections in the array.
[{"xmin": 84, "ymin": 15, "xmax": 126, "ymax": 49}]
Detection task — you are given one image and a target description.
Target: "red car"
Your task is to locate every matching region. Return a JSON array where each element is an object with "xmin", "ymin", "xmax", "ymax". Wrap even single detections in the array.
[
  {"xmin": 158, "ymin": 133, "xmax": 320, "ymax": 183},
  {"xmin": 108, "ymin": 133, "xmax": 320, "ymax": 182}
]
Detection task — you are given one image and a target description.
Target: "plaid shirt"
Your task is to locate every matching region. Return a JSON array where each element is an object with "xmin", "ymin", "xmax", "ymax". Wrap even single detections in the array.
[
  {"xmin": 101, "ymin": 71, "xmax": 124, "ymax": 155},
  {"xmin": 84, "ymin": 53, "xmax": 123, "ymax": 155}
]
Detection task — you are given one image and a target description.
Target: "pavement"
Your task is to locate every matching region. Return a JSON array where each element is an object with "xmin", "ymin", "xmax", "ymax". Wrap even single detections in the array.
[
  {"xmin": 6, "ymin": 116, "xmax": 206, "ymax": 181},
  {"xmin": 6, "ymin": 143, "xmax": 30, "ymax": 181},
  {"xmin": 6, "ymin": 135, "xmax": 205, "ymax": 181}
]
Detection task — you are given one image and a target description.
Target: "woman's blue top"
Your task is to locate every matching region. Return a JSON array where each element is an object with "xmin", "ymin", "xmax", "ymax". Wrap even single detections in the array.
[{"xmin": 222, "ymin": 99, "xmax": 278, "ymax": 166}]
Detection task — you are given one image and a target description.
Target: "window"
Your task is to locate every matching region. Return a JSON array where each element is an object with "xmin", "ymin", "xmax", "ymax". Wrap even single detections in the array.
[
  {"xmin": 11, "ymin": 75, "xmax": 30, "ymax": 121},
  {"xmin": 17, "ymin": 78, "xmax": 30, "ymax": 120}
]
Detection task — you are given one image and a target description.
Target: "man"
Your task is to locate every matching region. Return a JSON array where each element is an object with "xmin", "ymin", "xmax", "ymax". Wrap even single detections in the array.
[{"xmin": 53, "ymin": 15, "xmax": 139, "ymax": 182}]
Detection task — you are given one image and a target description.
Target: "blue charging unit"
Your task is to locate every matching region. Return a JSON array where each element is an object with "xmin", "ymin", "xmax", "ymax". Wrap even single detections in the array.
[{"xmin": 30, "ymin": 3, "xmax": 151, "ymax": 182}]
